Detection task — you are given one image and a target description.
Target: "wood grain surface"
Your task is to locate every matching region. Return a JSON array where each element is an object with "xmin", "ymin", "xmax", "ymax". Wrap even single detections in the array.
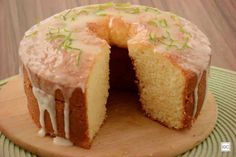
[
  {"xmin": 0, "ymin": 0, "xmax": 236, "ymax": 79},
  {"xmin": 0, "ymin": 76, "xmax": 217, "ymax": 157}
]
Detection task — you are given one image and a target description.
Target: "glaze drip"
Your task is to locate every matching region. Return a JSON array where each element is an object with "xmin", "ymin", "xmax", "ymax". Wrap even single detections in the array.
[
  {"xmin": 193, "ymin": 72, "xmax": 202, "ymax": 117},
  {"xmin": 192, "ymin": 69, "xmax": 209, "ymax": 118},
  {"xmin": 32, "ymin": 86, "xmax": 73, "ymax": 146},
  {"xmin": 53, "ymin": 137, "xmax": 73, "ymax": 146},
  {"xmin": 32, "ymin": 87, "xmax": 57, "ymax": 135},
  {"xmin": 64, "ymin": 100, "xmax": 70, "ymax": 139}
]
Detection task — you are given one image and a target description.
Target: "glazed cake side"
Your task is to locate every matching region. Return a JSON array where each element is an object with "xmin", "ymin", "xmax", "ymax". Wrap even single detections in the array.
[
  {"xmin": 22, "ymin": 42, "xmax": 110, "ymax": 148},
  {"xmin": 23, "ymin": 67, "xmax": 91, "ymax": 148}
]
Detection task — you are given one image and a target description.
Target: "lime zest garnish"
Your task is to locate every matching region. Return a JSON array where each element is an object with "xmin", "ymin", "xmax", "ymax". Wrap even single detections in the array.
[
  {"xmin": 170, "ymin": 14, "xmax": 178, "ymax": 21},
  {"xmin": 144, "ymin": 7, "xmax": 161, "ymax": 14},
  {"xmin": 98, "ymin": 2, "xmax": 114, "ymax": 10},
  {"xmin": 114, "ymin": 2, "xmax": 131, "ymax": 8},
  {"xmin": 126, "ymin": 7, "xmax": 140, "ymax": 14},
  {"xmin": 159, "ymin": 19, "xmax": 168, "ymax": 28},
  {"xmin": 113, "ymin": 3, "xmax": 140, "ymax": 14},
  {"xmin": 182, "ymin": 37, "xmax": 191, "ymax": 49},
  {"xmin": 76, "ymin": 50, "xmax": 82, "ymax": 65},
  {"xmin": 96, "ymin": 11, "xmax": 107, "ymax": 16},
  {"xmin": 25, "ymin": 30, "xmax": 38, "ymax": 38},
  {"xmin": 148, "ymin": 32, "xmax": 157, "ymax": 43},
  {"xmin": 148, "ymin": 18, "xmax": 168, "ymax": 28},
  {"xmin": 54, "ymin": 9, "xmax": 88, "ymax": 21},
  {"xmin": 62, "ymin": 9, "xmax": 72, "ymax": 21},
  {"xmin": 46, "ymin": 27, "xmax": 83, "ymax": 65}
]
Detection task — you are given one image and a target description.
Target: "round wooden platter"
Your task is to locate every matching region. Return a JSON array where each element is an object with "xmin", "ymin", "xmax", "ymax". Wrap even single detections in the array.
[{"xmin": 0, "ymin": 76, "xmax": 217, "ymax": 157}]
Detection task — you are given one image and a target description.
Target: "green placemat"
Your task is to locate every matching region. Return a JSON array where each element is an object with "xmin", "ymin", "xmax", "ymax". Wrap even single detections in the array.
[{"xmin": 0, "ymin": 66, "xmax": 235, "ymax": 157}]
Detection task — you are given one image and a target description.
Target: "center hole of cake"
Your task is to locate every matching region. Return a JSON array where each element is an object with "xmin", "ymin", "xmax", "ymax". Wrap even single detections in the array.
[{"xmin": 109, "ymin": 46, "xmax": 137, "ymax": 92}]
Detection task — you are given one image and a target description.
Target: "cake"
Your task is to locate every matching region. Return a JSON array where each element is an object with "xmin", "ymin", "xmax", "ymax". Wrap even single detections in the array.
[{"xmin": 19, "ymin": 3, "xmax": 211, "ymax": 149}]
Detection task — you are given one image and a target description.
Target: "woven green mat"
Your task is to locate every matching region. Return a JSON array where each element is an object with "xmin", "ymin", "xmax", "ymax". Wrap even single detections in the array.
[{"xmin": 0, "ymin": 66, "xmax": 235, "ymax": 157}]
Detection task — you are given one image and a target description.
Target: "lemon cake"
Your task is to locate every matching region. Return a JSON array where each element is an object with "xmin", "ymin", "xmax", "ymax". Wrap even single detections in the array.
[{"xmin": 19, "ymin": 3, "xmax": 211, "ymax": 149}]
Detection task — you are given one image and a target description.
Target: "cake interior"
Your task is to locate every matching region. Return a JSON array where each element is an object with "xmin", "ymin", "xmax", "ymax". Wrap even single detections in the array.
[
  {"xmin": 109, "ymin": 45, "xmax": 185, "ymax": 128},
  {"xmin": 86, "ymin": 44, "xmax": 186, "ymax": 142},
  {"xmin": 86, "ymin": 47, "xmax": 110, "ymax": 140},
  {"xmin": 128, "ymin": 43, "xmax": 185, "ymax": 128},
  {"xmin": 86, "ymin": 46, "xmax": 138, "ymax": 141}
]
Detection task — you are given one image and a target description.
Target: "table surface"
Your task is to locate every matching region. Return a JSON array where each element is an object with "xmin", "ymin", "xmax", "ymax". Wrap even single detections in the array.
[{"xmin": 0, "ymin": 0, "xmax": 236, "ymax": 79}]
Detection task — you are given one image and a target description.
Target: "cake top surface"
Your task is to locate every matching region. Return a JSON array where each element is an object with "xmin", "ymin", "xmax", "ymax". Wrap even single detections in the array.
[{"xmin": 19, "ymin": 2, "xmax": 211, "ymax": 89}]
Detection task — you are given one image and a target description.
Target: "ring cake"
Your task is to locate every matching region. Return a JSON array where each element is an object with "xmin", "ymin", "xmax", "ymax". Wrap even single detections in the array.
[{"xmin": 19, "ymin": 3, "xmax": 211, "ymax": 149}]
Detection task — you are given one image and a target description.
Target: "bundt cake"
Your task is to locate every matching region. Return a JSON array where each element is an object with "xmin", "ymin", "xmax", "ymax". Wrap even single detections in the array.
[{"xmin": 19, "ymin": 2, "xmax": 211, "ymax": 149}]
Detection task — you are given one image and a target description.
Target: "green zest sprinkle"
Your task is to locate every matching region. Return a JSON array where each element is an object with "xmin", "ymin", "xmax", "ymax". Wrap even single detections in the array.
[
  {"xmin": 55, "ymin": 9, "xmax": 88, "ymax": 21},
  {"xmin": 170, "ymin": 14, "xmax": 178, "ymax": 21},
  {"xmin": 160, "ymin": 37, "xmax": 174, "ymax": 48},
  {"xmin": 148, "ymin": 32, "xmax": 157, "ymax": 43},
  {"xmin": 62, "ymin": 9, "xmax": 72, "ymax": 21},
  {"xmin": 58, "ymin": 32, "xmax": 72, "ymax": 49},
  {"xmin": 96, "ymin": 11, "xmax": 107, "ymax": 16},
  {"xmin": 179, "ymin": 25, "xmax": 185, "ymax": 33},
  {"xmin": 162, "ymin": 31, "xmax": 186, "ymax": 50},
  {"xmin": 147, "ymin": 20, "xmax": 157, "ymax": 26},
  {"xmin": 115, "ymin": 6, "xmax": 140, "ymax": 14},
  {"xmin": 77, "ymin": 51, "xmax": 82, "ymax": 65},
  {"xmin": 47, "ymin": 28, "xmax": 62, "ymax": 41},
  {"xmin": 113, "ymin": 3, "xmax": 140, "ymax": 14},
  {"xmin": 126, "ymin": 7, "xmax": 140, "ymax": 14},
  {"xmin": 46, "ymin": 27, "xmax": 82, "ymax": 65},
  {"xmin": 170, "ymin": 15, "xmax": 192, "ymax": 49},
  {"xmin": 148, "ymin": 30, "xmax": 191, "ymax": 50},
  {"xmin": 73, "ymin": 9, "xmax": 89, "ymax": 20},
  {"xmin": 159, "ymin": 19, "xmax": 168, "ymax": 28},
  {"xmin": 103, "ymin": 2, "xmax": 114, "ymax": 6},
  {"xmin": 144, "ymin": 7, "xmax": 161, "ymax": 14},
  {"xmin": 179, "ymin": 25, "xmax": 192, "ymax": 38},
  {"xmin": 159, "ymin": 31, "xmax": 175, "ymax": 49},
  {"xmin": 98, "ymin": 2, "xmax": 114, "ymax": 10},
  {"xmin": 148, "ymin": 18, "xmax": 168, "ymax": 28},
  {"xmin": 177, "ymin": 24, "xmax": 192, "ymax": 49},
  {"xmin": 114, "ymin": 2, "xmax": 131, "ymax": 8},
  {"xmin": 25, "ymin": 30, "xmax": 38, "ymax": 38},
  {"xmin": 182, "ymin": 37, "xmax": 191, "ymax": 49},
  {"xmin": 147, "ymin": 17, "xmax": 192, "ymax": 49}
]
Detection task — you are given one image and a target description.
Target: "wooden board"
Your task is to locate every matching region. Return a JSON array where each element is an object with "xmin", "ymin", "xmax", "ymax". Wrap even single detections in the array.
[{"xmin": 0, "ymin": 76, "xmax": 217, "ymax": 157}]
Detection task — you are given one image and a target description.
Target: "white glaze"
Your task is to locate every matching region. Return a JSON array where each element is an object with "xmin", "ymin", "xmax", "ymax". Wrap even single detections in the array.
[
  {"xmin": 64, "ymin": 101, "xmax": 70, "ymax": 139},
  {"xmin": 19, "ymin": 4, "xmax": 211, "ymax": 90},
  {"xmin": 32, "ymin": 87, "xmax": 58, "ymax": 135},
  {"xmin": 108, "ymin": 16, "xmax": 114, "ymax": 29},
  {"xmin": 201, "ymin": 70, "xmax": 209, "ymax": 112},
  {"xmin": 61, "ymin": 89, "xmax": 74, "ymax": 140},
  {"xmin": 53, "ymin": 137, "xmax": 73, "ymax": 146},
  {"xmin": 52, "ymin": 86, "xmax": 72, "ymax": 140},
  {"xmin": 192, "ymin": 68, "xmax": 210, "ymax": 118},
  {"xmin": 193, "ymin": 71, "xmax": 202, "ymax": 117},
  {"xmin": 32, "ymin": 84, "xmax": 74, "ymax": 146},
  {"xmin": 38, "ymin": 128, "xmax": 46, "ymax": 137}
]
